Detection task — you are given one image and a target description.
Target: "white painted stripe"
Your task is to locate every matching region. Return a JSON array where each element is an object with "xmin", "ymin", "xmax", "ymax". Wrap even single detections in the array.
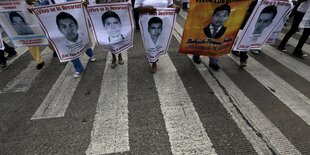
[
  {"xmin": 229, "ymin": 54, "xmax": 310, "ymax": 126},
  {"xmin": 198, "ymin": 56, "xmax": 301, "ymax": 155},
  {"xmin": 31, "ymin": 52, "xmax": 91, "ymax": 120},
  {"xmin": 262, "ymin": 44, "xmax": 310, "ymax": 83},
  {"xmin": 0, "ymin": 48, "xmax": 52, "ymax": 93},
  {"xmin": 0, "ymin": 46, "xmax": 28, "ymax": 72},
  {"xmin": 153, "ymin": 55, "xmax": 216, "ymax": 155},
  {"xmin": 272, "ymin": 31, "xmax": 310, "ymax": 54},
  {"xmin": 86, "ymin": 53, "xmax": 129, "ymax": 155}
]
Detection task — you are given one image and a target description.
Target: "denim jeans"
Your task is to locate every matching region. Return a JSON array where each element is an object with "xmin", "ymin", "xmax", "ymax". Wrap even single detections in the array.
[{"xmin": 71, "ymin": 48, "xmax": 93, "ymax": 73}]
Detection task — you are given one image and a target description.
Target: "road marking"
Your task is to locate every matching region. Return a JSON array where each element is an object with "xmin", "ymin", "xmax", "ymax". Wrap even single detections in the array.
[
  {"xmin": 153, "ymin": 55, "xmax": 216, "ymax": 155},
  {"xmin": 31, "ymin": 52, "xmax": 91, "ymax": 120},
  {"xmin": 86, "ymin": 53, "xmax": 129, "ymax": 155},
  {"xmin": 229, "ymin": 54, "xmax": 310, "ymax": 127},
  {"xmin": 1, "ymin": 48, "xmax": 52, "ymax": 93},
  {"xmin": 262, "ymin": 44, "xmax": 310, "ymax": 83},
  {"xmin": 197, "ymin": 56, "xmax": 301, "ymax": 155}
]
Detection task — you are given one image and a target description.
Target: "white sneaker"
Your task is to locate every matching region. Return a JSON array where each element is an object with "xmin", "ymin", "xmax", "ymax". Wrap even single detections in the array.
[
  {"xmin": 251, "ymin": 49, "xmax": 260, "ymax": 54},
  {"xmin": 89, "ymin": 57, "xmax": 96, "ymax": 62},
  {"xmin": 74, "ymin": 72, "xmax": 82, "ymax": 78}
]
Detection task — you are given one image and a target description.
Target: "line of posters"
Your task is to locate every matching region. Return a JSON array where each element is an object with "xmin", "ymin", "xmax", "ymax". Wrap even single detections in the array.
[{"xmin": 0, "ymin": 1, "xmax": 49, "ymax": 47}]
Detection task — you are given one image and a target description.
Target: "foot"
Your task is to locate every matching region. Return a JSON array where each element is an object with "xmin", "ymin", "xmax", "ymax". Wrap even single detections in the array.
[
  {"xmin": 89, "ymin": 56, "xmax": 96, "ymax": 62},
  {"xmin": 150, "ymin": 62, "xmax": 157, "ymax": 74},
  {"xmin": 277, "ymin": 45, "xmax": 287, "ymax": 52},
  {"xmin": 209, "ymin": 63, "xmax": 220, "ymax": 71},
  {"xmin": 192, "ymin": 55, "xmax": 201, "ymax": 64},
  {"xmin": 53, "ymin": 51, "xmax": 58, "ymax": 57},
  {"xmin": 0, "ymin": 61, "xmax": 7, "ymax": 68},
  {"xmin": 73, "ymin": 72, "xmax": 82, "ymax": 78},
  {"xmin": 240, "ymin": 61, "xmax": 247, "ymax": 68},
  {"xmin": 118, "ymin": 54, "xmax": 124, "ymax": 65},
  {"xmin": 6, "ymin": 53, "xmax": 17, "ymax": 60},
  {"xmin": 36, "ymin": 61, "xmax": 45, "ymax": 70},
  {"xmin": 293, "ymin": 49, "xmax": 308, "ymax": 58},
  {"xmin": 251, "ymin": 49, "xmax": 260, "ymax": 54}
]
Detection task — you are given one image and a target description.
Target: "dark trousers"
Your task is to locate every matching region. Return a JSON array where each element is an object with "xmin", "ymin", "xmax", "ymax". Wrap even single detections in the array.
[
  {"xmin": 280, "ymin": 11, "xmax": 309, "ymax": 50},
  {"xmin": 240, "ymin": 51, "xmax": 248, "ymax": 62},
  {"xmin": 131, "ymin": 0, "xmax": 139, "ymax": 29},
  {"xmin": 0, "ymin": 41, "xmax": 17, "ymax": 62}
]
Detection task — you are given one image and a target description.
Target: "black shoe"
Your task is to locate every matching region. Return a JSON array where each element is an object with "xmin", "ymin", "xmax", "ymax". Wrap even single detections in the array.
[
  {"xmin": 293, "ymin": 49, "xmax": 308, "ymax": 58},
  {"xmin": 53, "ymin": 51, "xmax": 57, "ymax": 57},
  {"xmin": 192, "ymin": 55, "xmax": 201, "ymax": 64},
  {"xmin": 36, "ymin": 61, "xmax": 45, "ymax": 70},
  {"xmin": 6, "ymin": 52, "xmax": 17, "ymax": 60},
  {"xmin": 232, "ymin": 50, "xmax": 240, "ymax": 57},
  {"xmin": 0, "ymin": 61, "xmax": 7, "ymax": 67},
  {"xmin": 209, "ymin": 63, "xmax": 220, "ymax": 71}
]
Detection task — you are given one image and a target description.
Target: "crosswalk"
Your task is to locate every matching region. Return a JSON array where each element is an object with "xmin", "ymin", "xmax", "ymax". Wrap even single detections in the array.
[{"xmin": 0, "ymin": 9, "xmax": 310, "ymax": 155}]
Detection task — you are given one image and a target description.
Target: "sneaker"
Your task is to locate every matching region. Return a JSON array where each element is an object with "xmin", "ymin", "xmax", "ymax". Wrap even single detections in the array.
[
  {"xmin": 89, "ymin": 56, "xmax": 96, "ymax": 62},
  {"xmin": 277, "ymin": 46, "xmax": 287, "ymax": 52},
  {"xmin": 6, "ymin": 53, "xmax": 17, "ymax": 60},
  {"xmin": 36, "ymin": 61, "xmax": 45, "ymax": 70},
  {"xmin": 209, "ymin": 63, "xmax": 220, "ymax": 71},
  {"xmin": 251, "ymin": 49, "xmax": 260, "ymax": 54},
  {"xmin": 192, "ymin": 55, "xmax": 201, "ymax": 64},
  {"xmin": 240, "ymin": 61, "xmax": 247, "ymax": 68},
  {"xmin": 293, "ymin": 49, "xmax": 308, "ymax": 58},
  {"xmin": 73, "ymin": 72, "xmax": 82, "ymax": 78},
  {"xmin": 0, "ymin": 61, "xmax": 7, "ymax": 67}
]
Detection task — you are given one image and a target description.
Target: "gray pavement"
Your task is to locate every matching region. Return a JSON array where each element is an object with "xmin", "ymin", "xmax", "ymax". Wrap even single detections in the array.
[{"xmin": 1, "ymin": 8, "xmax": 310, "ymax": 155}]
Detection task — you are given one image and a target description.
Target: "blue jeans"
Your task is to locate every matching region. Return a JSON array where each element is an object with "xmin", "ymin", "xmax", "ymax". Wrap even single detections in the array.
[{"xmin": 71, "ymin": 48, "xmax": 93, "ymax": 73}]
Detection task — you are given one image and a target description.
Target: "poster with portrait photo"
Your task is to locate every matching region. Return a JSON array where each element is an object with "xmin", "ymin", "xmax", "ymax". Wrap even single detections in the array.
[
  {"xmin": 233, "ymin": 0, "xmax": 292, "ymax": 50},
  {"xmin": 140, "ymin": 8, "xmax": 176, "ymax": 62},
  {"xmin": 179, "ymin": 1, "xmax": 251, "ymax": 57},
  {"xmin": 0, "ymin": 1, "xmax": 49, "ymax": 47},
  {"xmin": 300, "ymin": 7, "xmax": 310, "ymax": 28},
  {"xmin": 32, "ymin": 2, "xmax": 92, "ymax": 62},
  {"xmin": 87, "ymin": 2, "xmax": 133, "ymax": 54}
]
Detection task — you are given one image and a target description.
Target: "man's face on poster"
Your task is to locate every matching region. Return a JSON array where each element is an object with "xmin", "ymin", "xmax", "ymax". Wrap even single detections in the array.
[
  {"xmin": 253, "ymin": 13, "xmax": 274, "ymax": 34},
  {"xmin": 212, "ymin": 10, "xmax": 229, "ymax": 27},
  {"xmin": 58, "ymin": 18, "xmax": 78, "ymax": 42},
  {"xmin": 148, "ymin": 23, "xmax": 162, "ymax": 39},
  {"xmin": 11, "ymin": 16, "xmax": 30, "ymax": 35},
  {"xmin": 105, "ymin": 17, "xmax": 121, "ymax": 38}
]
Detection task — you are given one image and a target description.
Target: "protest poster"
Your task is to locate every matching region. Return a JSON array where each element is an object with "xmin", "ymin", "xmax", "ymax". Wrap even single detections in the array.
[
  {"xmin": 0, "ymin": 1, "xmax": 49, "ymax": 47},
  {"xmin": 234, "ymin": 0, "xmax": 292, "ymax": 50},
  {"xmin": 139, "ymin": 8, "xmax": 176, "ymax": 62},
  {"xmin": 179, "ymin": 0, "xmax": 251, "ymax": 57},
  {"xmin": 87, "ymin": 2, "xmax": 134, "ymax": 54},
  {"xmin": 32, "ymin": 1, "xmax": 92, "ymax": 62},
  {"xmin": 300, "ymin": 7, "xmax": 310, "ymax": 28}
]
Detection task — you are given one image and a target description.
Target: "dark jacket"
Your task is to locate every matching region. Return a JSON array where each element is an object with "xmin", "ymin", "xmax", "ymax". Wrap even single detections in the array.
[{"xmin": 203, "ymin": 24, "xmax": 226, "ymax": 39}]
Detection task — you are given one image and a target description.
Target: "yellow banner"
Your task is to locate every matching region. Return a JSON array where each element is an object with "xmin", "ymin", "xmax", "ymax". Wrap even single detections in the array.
[{"xmin": 179, "ymin": 0, "xmax": 251, "ymax": 57}]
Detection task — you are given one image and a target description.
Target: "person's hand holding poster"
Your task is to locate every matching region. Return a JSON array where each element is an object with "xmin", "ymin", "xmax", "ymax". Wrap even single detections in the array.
[
  {"xmin": 31, "ymin": 1, "xmax": 92, "ymax": 62},
  {"xmin": 179, "ymin": 1, "xmax": 251, "ymax": 57},
  {"xmin": 87, "ymin": 2, "xmax": 134, "ymax": 54},
  {"xmin": 139, "ymin": 8, "xmax": 176, "ymax": 62}
]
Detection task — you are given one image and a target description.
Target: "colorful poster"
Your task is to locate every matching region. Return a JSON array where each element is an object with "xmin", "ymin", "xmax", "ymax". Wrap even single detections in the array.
[
  {"xmin": 32, "ymin": 2, "xmax": 92, "ymax": 62},
  {"xmin": 300, "ymin": 7, "xmax": 310, "ymax": 28},
  {"xmin": 234, "ymin": 0, "xmax": 292, "ymax": 50},
  {"xmin": 87, "ymin": 2, "xmax": 133, "ymax": 54},
  {"xmin": 0, "ymin": 1, "xmax": 49, "ymax": 47},
  {"xmin": 179, "ymin": 0, "xmax": 251, "ymax": 57},
  {"xmin": 139, "ymin": 8, "xmax": 176, "ymax": 62}
]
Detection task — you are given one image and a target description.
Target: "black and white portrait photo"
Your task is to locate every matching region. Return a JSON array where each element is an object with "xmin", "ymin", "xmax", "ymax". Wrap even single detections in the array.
[
  {"xmin": 7, "ymin": 11, "xmax": 34, "ymax": 35},
  {"xmin": 252, "ymin": 5, "xmax": 277, "ymax": 35},
  {"xmin": 101, "ymin": 11, "xmax": 124, "ymax": 43}
]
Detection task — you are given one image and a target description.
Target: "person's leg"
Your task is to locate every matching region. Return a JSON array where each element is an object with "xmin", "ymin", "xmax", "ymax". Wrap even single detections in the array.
[
  {"xmin": 48, "ymin": 42, "xmax": 57, "ymax": 57},
  {"xmin": 71, "ymin": 58, "xmax": 84, "ymax": 78},
  {"xmin": 150, "ymin": 61, "xmax": 157, "ymax": 74},
  {"xmin": 182, "ymin": 2, "xmax": 188, "ymax": 10},
  {"xmin": 3, "ymin": 41, "xmax": 17, "ymax": 59},
  {"xmin": 118, "ymin": 53, "xmax": 124, "ymax": 65},
  {"xmin": 132, "ymin": 0, "xmax": 140, "ymax": 30},
  {"xmin": 278, "ymin": 11, "xmax": 304, "ymax": 50},
  {"xmin": 28, "ymin": 46, "xmax": 45, "ymax": 69},
  {"xmin": 192, "ymin": 54, "xmax": 201, "ymax": 64},
  {"xmin": 293, "ymin": 28, "xmax": 310, "ymax": 58},
  {"xmin": 209, "ymin": 57, "xmax": 220, "ymax": 70},
  {"xmin": 111, "ymin": 53, "xmax": 117, "ymax": 69},
  {"xmin": 240, "ymin": 51, "xmax": 248, "ymax": 67},
  {"xmin": 85, "ymin": 48, "xmax": 95, "ymax": 61},
  {"xmin": 0, "ymin": 50, "xmax": 6, "ymax": 67}
]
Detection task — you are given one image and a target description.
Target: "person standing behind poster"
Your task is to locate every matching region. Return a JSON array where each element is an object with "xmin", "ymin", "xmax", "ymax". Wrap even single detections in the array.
[
  {"xmin": 101, "ymin": 10, "xmax": 125, "ymax": 69},
  {"xmin": 193, "ymin": 4, "xmax": 231, "ymax": 71},
  {"xmin": 277, "ymin": 0, "xmax": 309, "ymax": 58},
  {"xmin": 134, "ymin": 0, "xmax": 180, "ymax": 74}
]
